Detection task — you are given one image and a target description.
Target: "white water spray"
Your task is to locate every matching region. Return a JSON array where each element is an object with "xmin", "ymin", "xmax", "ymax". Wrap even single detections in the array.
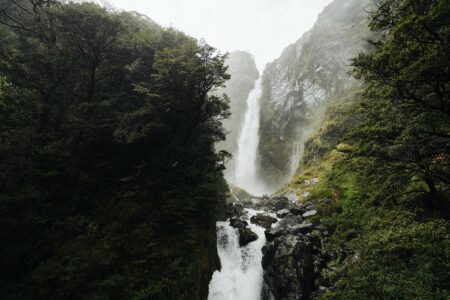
[
  {"xmin": 208, "ymin": 209, "xmax": 271, "ymax": 300},
  {"xmin": 234, "ymin": 79, "xmax": 268, "ymax": 195}
]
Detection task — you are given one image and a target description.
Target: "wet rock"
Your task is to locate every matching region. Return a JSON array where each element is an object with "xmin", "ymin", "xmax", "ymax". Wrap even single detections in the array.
[
  {"xmin": 226, "ymin": 203, "xmax": 245, "ymax": 218},
  {"xmin": 229, "ymin": 217, "xmax": 248, "ymax": 230},
  {"xmin": 274, "ymin": 196, "xmax": 290, "ymax": 211},
  {"xmin": 303, "ymin": 209, "xmax": 317, "ymax": 218},
  {"xmin": 276, "ymin": 209, "xmax": 290, "ymax": 218},
  {"xmin": 250, "ymin": 214, "xmax": 277, "ymax": 229},
  {"xmin": 278, "ymin": 213, "xmax": 303, "ymax": 228},
  {"xmin": 288, "ymin": 222, "xmax": 313, "ymax": 235},
  {"xmin": 238, "ymin": 227, "xmax": 258, "ymax": 247},
  {"xmin": 264, "ymin": 227, "xmax": 287, "ymax": 242},
  {"xmin": 262, "ymin": 235, "xmax": 315, "ymax": 300}
]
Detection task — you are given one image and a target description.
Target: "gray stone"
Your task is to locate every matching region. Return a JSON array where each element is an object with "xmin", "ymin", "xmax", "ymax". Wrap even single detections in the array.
[
  {"xmin": 278, "ymin": 213, "xmax": 303, "ymax": 228},
  {"xmin": 274, "ymin": 196, "xmax": 290, "ymax": 211},
  {"xmin": 265, "ymin": 227, "xmax": 287, "ymax": 242},
  {"xmin": 288, "ymin": 223, "xmax": 313, "ymax": 235},
  {"xmin": 276, "ymin": 209, "xmax": 290, "ymax": 218},
  {"xmin": 303, "ymin": 209, "xmax": 318, "ymax": 218}
]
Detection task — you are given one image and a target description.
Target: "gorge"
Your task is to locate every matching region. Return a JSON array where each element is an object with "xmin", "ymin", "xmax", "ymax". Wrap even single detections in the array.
[{"xmin": 1, "ymin": 0, "xmax": 448, "ymax": 299}]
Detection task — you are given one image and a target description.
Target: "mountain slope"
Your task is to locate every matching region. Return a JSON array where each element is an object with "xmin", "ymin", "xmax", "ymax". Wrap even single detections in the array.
[{"xmin": 258, "ymin": 0, "xmax": 373, "ymax": 190}]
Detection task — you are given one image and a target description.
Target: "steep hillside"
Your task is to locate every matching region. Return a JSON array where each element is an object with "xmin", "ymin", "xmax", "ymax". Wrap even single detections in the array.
[
  {"xmin": 258, "ymin": 0, "xmax": 373, "ymax": 190},
  {"xmin": 281, "ymin": 0, "xmax": 450, "ymax": 298},
  {"xmin": 0, "ymin": 2, "xmax": 229, "ymax": 299},
  {"xmin": 218, "ymin": 51, "xmax": 259, "ymax": 181}
]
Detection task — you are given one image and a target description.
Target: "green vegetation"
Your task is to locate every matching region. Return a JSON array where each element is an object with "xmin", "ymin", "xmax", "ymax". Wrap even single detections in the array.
[
  {"xmin": 289, "ymin": 0, "xmax": 450, "ymax": 298},
  {"xmin": 0, "ymin": 1, "xmax": 230, "ymax": 299}
]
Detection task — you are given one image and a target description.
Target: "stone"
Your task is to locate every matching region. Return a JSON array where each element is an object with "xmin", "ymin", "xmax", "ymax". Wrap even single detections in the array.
[
  {"xmin": 226, "ymin": 203, "xmax": 245, "ymax": 218},
  {"xmin": 264, "ymin": 227, "xmax": 286, "ymax": 242},
  {"xmin": 238, "ymin": 227, "xmax": 258, "ymax": 247},
  {"xmin": 276, "ymin": 209, "xmax": 290, "ymax": 218},
  {"xmin": 278, "ymin": 213, "xmax": 303, "ymax": 228},
  {"xmin": 288, "ymin": 222, "xmax": 313, "ymax": 235},
  {"xmin": 250, "ymin": 214, "xmax": 277, "ymax": 229},
  {"xmin": 303, "ymin": 209, "xmax": 317, "ymax": 218},
  {"xmin": 289, "ymin": 206, "xmax": 305, "ymax": 216},
  {"xmin": 229, "ymin": 217, "xmax": 248, "ymax": 230},
  {"xmin": 273, "ymin": 196, "xmax": 290, "ymax": 211}
]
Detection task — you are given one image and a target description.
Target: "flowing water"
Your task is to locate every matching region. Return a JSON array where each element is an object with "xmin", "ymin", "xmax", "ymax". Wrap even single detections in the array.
[
  {"xmin": 208, "ymin": 209, "xmax": 270, "ymax": 300},
  {"xmin": 209, "ymin": 78, "xmax": 275, "ymax": 299},
  {"xmin": 234, "ymin": 79, "xmax": 268, "ymax": 195}
]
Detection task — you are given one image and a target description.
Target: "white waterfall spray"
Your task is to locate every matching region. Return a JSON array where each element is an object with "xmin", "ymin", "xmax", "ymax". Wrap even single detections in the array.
[
  {"xmin": 208, "ymin": 209, "xmax": 270, "ymax": 300},
  {"xmin": 234, "ymin": 78, "xmax": 268, "ymax": 195}
]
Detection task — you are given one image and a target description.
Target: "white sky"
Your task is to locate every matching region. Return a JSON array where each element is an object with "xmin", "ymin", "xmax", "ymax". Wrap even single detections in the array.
[{"xmin": 106, "ymin": 0, "xmax": 333, "ymax": 70}]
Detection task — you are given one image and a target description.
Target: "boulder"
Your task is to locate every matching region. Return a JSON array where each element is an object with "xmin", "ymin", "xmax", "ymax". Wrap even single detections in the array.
[
  {"xmin": 226, "ymin": 203, "xmax": 245, "ymax": 218},
  {"xmin": 238, "ymin": 227, "xmax": 258, "ymax": 247},
  {"xmin": 229, "ymin": 217, "xmax": 248, "ymax": 230},
  {"xmin": 274, "ymin": 196, "xmax": 290, "ymax": 211},
  {"xmin": 289, "ymin": 206, "xmax": 305, "ymax": 216},
  {"xmin": 264, "ymin": 227, "xmax": 286, "ymax": 242},
  {"xmin": 278, "ymin": 213, "xmax": 303, "ymax": 228},
  {"xmin": 250, "ymin": 214, "xmax": 277, "ymax": 229},
  {"xmin": 303, "ymin": 210, "xmax": 317, "ymax": 218},
  {"xmin": 276, "ymin": 209, "xmax": 290, "ymax": 218},
  {"xmin": 288, "ymin": 223, "xmax": 313, "ymax": 235}
]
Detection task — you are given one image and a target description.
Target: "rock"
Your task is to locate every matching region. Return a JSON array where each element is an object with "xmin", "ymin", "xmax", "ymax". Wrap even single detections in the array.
[
  {"xmin": 262, "ymin": 235, "xmax": 315, "ymax": 300},
  {"xmin": 238, "ymin": 227, "xmax": 258, "ymax": 247},
  {"xmin": 278, "ymin": 213, "xmax": 303, "ymax": 228},
  {"xmin": 274, "ymin": 196, "xmax": 290, "ymax": 211},
  {"xmin": 303, "ymin": 209, "xmax": 317, "ymax": 218},
  {"xmin": 265, "ymin": 227, "xmax": 286, "ymax": 242},
  {"xmin": 229, "ymin": 217, "xmax": 248, "ymax": 230},
  {"xmin": 276, "ymin": 209, "xmax": 290, "ymax": 218},
  {"xmin": 250, "ymin": 214, "xmax": 277, "ymax": 229},
  {"xmin": 289, "ymin": 206, "xmax": 305, "ymax": 216},
  {"xmin": 288, "ymin": 222, "xmax": 313, "ymax": 235},
  {"xmin": 226, "ymin": 203, "xmax": 245, "ymax": 218}
]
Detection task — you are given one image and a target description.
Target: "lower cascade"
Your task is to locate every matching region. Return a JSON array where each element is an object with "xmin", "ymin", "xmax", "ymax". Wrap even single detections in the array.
[{"xmin": 208, "ymin": 209, "xmax": 269, "ymax": 300}]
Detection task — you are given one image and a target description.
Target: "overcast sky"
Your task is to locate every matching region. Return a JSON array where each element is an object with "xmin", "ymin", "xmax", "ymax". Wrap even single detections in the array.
[{"xmin": 106, "ymin": 0, "xmax": 333, "ymax": 70}]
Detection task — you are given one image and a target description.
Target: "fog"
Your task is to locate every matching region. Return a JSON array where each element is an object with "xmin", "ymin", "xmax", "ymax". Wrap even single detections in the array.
[{"xmin": 106, "ymin": 0, "xmax": 333, "ymax": 69}]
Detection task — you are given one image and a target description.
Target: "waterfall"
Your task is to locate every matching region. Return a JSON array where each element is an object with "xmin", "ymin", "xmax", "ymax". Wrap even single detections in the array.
[
  {"xmin": 234, "ymin": 78, "xmax": 267, "ymax": 195},
  {"xmin": 208, "ymin": 209, "xmax": 269, "ymax": 300}
]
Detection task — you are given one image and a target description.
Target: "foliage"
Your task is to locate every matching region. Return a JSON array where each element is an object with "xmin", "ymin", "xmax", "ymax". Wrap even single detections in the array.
[
  {"xmin": 0, "ymin": 1, "xmax": 229, "ymax": 299},
  {"xmin": 290, "ymin": 0, "xmax": 450, "ymax": 298}
]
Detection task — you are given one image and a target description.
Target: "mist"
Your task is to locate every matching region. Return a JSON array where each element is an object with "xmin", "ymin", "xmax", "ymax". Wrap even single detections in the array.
[{"xmin": 106, "ymin": 0, "xmax": 333, "ymax": 68}]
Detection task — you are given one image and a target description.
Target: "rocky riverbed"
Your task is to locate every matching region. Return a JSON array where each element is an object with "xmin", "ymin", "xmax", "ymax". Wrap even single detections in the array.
[{"xmin": 222, "ymin": 196, "xmax": 333, "ymax": 300}]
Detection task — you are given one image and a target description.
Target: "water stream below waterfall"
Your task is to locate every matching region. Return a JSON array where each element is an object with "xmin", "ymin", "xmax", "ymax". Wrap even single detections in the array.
[{"xmin": 208, "ymin": 209, "xmax": 275, "ymax": 300}]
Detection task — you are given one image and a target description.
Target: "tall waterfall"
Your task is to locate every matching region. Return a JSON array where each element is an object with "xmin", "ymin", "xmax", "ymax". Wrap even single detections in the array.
[
  {"xmin": 234, "ymin": 78, "xmax": 267, "ymax": 195},
  {"xmin": 208, "ymin": 209, "xmax": 269, "ymax": 300}
]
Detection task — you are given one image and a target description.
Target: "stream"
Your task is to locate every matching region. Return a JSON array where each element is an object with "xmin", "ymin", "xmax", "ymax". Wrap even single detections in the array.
[{"xmin": 208, "ymin": 209, "xmax": 275, "ymax": 300}]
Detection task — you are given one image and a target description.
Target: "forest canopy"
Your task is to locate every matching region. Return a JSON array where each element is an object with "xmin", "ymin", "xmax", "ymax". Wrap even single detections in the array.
[{"xmin": 0, "ymin": 1, "xmax": 230, "ymax": 299}]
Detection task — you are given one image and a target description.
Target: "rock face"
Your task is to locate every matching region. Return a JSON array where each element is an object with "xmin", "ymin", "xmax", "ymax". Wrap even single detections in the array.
[
  {"xmin": 262, "ymin": 235, "xmax": 315, "ymax": 300},
  {"xmin": 258, "ymin": 0, "xmax": 373, "ymax": 189},
  {"xmin": 262, "ymin": 201, "xmax": 330, "ymax": 300}
]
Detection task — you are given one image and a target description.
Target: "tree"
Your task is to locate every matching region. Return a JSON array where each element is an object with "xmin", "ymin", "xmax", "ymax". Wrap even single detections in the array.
[{"xmin": 351, "ymin": 0, "xmax": 450, "ymax": 213}]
